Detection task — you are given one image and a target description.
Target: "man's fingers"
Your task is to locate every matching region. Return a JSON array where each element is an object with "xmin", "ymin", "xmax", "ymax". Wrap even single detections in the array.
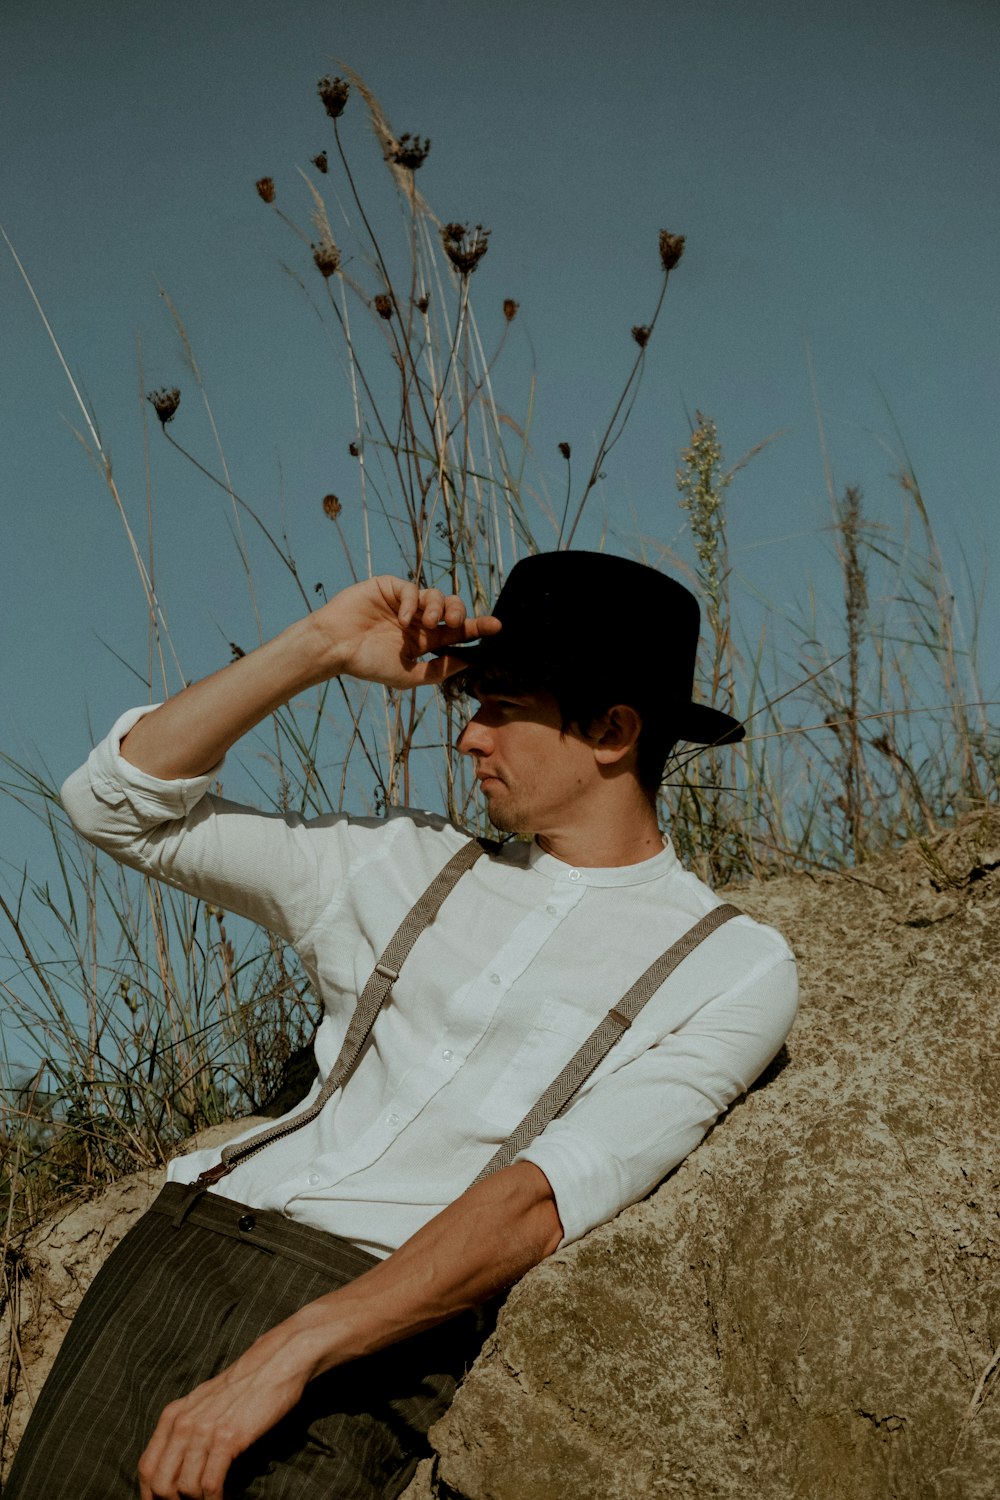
[
  {"xmin": 174, "ymin": 1429, "xmax": 222, "ymax": 1500},
  {"xmin": 383, "ymin": 575, "xmax": 499, "ymax": 639},
  {"xmin": 394, "ymin": 579, "xmax": 421, "ymax": 628},
  {"xmin": 461, "ymin": 612, "xmax": 501, "ymax": 641},
  {"xmin": 418, "ymin": 588, "xmax": 448, "ymax": 627},
  {"xmin": 198, "ymin": 1439, "xmax": 235, "ymax": 1500},
  {"xmin": 138, "ymin": 1415, "xmax": 171, "ymax": 1499},
  {"xmin": 442, "ymin": 594, "xmax": 467, "ymax": 629},
  {"xmin": 405, "ymin": 612, "xmax": 499, "ymax": 654},
  {"xmin": 138, "ymin": 1425, "xmax": 234, "ymax": 1500}
]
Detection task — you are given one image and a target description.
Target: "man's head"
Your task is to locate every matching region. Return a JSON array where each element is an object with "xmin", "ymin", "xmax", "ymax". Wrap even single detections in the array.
[{"xmin": 447, "ymin": 551, "xmax": 743, "ymax": 806}]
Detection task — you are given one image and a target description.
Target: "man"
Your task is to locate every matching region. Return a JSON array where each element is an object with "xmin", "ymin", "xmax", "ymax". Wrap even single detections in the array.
[{"xmin": 8, "ymin": 552, "xmax": 796, "ymax": 1500}]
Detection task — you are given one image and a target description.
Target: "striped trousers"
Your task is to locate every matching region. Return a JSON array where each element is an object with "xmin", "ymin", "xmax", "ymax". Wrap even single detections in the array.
[{"xmin": 6, "ymin": 1184, "xmax": 492, "ymax": 1499}]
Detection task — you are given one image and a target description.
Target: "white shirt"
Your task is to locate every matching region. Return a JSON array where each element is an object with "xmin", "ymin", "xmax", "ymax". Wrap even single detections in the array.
[{"xmin": 61, "ymin": 707, "xmax": 798, "ymax": 1260}]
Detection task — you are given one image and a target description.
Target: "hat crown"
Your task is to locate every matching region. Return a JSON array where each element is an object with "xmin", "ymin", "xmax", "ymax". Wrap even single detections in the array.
[{"xmin": 457, "ymin": 551, "xmax": 743, "ymax": 746}]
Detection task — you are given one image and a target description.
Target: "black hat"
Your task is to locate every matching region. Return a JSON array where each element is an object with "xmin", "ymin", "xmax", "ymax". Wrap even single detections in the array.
[{"xmin": 450, "ymin": 551, "xmax": 744, "ymax": 746}]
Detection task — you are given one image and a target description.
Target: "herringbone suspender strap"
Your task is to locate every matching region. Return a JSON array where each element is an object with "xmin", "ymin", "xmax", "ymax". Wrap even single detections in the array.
[
  {"xmin": 471, "ymin": 901, "xmax": 743, "ymax": 1183},
  {"xmin": 196, "ymin": 837, "xmax": 488, "ymax": 1187}
]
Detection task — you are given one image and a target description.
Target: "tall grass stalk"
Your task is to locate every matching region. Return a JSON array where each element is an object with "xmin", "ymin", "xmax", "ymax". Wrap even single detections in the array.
[
  {"xmin": 0, "ymin": 73, "xmax": 996, "ymax": 1434},
  {"xmin": 0, "ymin": 70, "xmax": 689, "ymax": 1257}
]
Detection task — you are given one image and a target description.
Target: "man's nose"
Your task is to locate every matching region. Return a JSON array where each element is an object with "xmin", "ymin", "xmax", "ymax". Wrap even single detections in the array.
[{"xmin": 456, "ymin": 711, "xmax": 491, "ymax": 756}]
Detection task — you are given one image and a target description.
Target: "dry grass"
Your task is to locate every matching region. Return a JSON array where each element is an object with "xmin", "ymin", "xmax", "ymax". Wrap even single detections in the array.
[{"xmin": 1, "ymin": 72, "xmax": 996, "ymax": 1437}]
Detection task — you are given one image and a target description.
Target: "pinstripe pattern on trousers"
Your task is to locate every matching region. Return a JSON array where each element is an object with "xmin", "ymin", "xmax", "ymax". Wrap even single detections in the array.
[{"xmin": 6, "ymin": 1184, "xmax": 493, "ymax": 1500}]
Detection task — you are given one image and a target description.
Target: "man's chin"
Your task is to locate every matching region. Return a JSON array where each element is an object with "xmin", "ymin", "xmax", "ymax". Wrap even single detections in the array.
[{"xmin": 479, "ymin": 788, "xmax": 525, "ymax": 835}]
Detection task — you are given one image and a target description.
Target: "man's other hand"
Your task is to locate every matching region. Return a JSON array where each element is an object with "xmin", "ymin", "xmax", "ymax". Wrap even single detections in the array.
[{"xmin": 136, "ymin": 1323, "xmax": 315, "ymax": 1500}]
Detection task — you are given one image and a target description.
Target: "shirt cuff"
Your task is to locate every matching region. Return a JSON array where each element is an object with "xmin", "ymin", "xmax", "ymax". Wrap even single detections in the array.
[
  {"xmin": 517, "ymin": 1128, "xmax": 624, "ymax": 1248},
  {"xmin": 67, "ymin": 705, "xmax": 226, "ymax": 823}
]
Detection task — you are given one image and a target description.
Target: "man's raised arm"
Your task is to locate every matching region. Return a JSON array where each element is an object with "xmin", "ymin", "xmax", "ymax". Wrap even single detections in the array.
[{"xmin": 120, "ymin": 576, "xmax": 500, "ymax": 781}]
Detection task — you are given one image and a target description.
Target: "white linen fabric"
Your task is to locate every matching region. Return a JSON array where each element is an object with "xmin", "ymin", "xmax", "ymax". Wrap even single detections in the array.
[{"xmin": 61, "ymin": 707, "xmax": 798, "ymax": 1260}]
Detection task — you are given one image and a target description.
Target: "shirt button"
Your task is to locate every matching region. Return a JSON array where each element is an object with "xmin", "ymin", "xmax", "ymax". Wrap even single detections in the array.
[
  {"xmin": 307, "ymin": 1172, "xmax": 320, "ymax": 1186},
  {"xmin": 442, "ymin": 1048, "xmax": 453, "ymax": 1061},
  {"xmin": 546, "ymin": 903, "xmax": 558, "ymax": 916},
  {"xmin": 388, "ymin": 1113, "xmax": 400, "ymax": 1126},
  {"xmin": 569, "ymin": 870, "xmax": 581, "ymax": 882},
  {"xmin": 489, "ymin": 972, "xmax": 501, "ymax": 985}
]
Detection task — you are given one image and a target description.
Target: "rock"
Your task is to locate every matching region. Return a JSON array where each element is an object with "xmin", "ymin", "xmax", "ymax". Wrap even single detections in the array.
[
  {"xmin": 409, "ymin": 810, "xmax": 1000, "ymax": 1500},
  {"xmin": 5, "ymin": 813, "xmax": 999, "ymax": 1498}
]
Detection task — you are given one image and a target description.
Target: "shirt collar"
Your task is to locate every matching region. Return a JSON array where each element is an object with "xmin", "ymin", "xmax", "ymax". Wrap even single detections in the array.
[{"xmin": 526, "ymin": 837, "xmax": 678, "ymax": 887}]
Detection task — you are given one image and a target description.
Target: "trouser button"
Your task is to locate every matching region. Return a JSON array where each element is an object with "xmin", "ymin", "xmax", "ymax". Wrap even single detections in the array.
[{"xmin": 237, "ymin": 1213, "xmax": 256, "ymax": 1232}]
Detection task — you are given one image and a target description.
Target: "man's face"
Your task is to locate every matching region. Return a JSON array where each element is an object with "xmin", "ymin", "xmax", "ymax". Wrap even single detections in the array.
[{"xmin": 456, "ymin": 690, "xmax": 597, "ymax": 836}]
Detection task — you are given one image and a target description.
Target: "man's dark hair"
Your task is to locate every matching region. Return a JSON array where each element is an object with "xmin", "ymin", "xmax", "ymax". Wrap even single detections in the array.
[{"xmin": 445, "ymin": 664, "xmax": 677, "ymax": 799}]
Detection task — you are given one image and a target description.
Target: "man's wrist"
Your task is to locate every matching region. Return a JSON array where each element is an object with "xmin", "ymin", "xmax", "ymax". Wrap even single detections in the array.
[{"xmin": 276, "ymin": 614, "xmax": 349, "ymax": 690}]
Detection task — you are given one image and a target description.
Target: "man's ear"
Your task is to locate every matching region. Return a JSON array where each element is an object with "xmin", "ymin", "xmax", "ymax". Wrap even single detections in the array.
[{"xmin": 591, "ymin": 704, "xmax": 643, "ymax": 767}]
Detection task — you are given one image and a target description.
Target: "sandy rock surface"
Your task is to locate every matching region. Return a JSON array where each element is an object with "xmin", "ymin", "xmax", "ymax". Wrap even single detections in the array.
[
  {"xmin": 406, "ymin": 811, "xmax": 1000, "ymax": 1500},
  {"xmin": 4, "ymin": 814, "xmax": 998, "ymax": 1498}
]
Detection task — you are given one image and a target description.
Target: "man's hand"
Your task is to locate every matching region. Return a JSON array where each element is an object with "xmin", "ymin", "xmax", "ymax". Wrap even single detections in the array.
[
  {"xmin": 120, "ymin": 574, "xmax": 500, "ymax": 780},
  {"xmin": 137, "ymin": 1319, "xmax": 319, "ymax": 1500},
  {"xmin": 310, "ymin": 574, "xmax": 501, "ymax": 689}
]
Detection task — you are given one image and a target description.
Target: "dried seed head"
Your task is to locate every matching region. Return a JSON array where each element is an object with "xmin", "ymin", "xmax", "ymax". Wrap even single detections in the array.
[
  {"xmin": 659, "ymin": 230, "xmax": 685, "ymax": 272},
  {"xmin": 388, "ymin": 133, "xmax": 430, "ymax": 170},
  {"xmin": 440, "ymin": 222, "xmax": 490, "ymax": 276},
  {"xmin": 631, "ymin": 324, "xmax": 651, "ymax": 348},
  {"xmin": 312, "ymin": 151, "xmax": 328, "ymax": 174},
  {"xmin": 349, "ymin": 441, "xmax": 360, "ymax": 457},
  {"xmin": 318, "ymin": 75, "xmax": 349, "ymax": 119},
  {"xmin": 414, "ymin": 294, "xmax": 430, "ymax": 314},
  {"xmin": 322, "ymin": 494, "xmax": 343, "ymax": 519},
  {"xmin": 255, "ymin": 176, "xmax": 276, "ymax": 204},
  {"xmin": 503, "ymin": 298, "xmax": 519, "ymax": 322},
  {"xmin": 147, "ymin": 387, "xmax": 181, "ymax": 426},
  {"xmin": 558, "ymin": 441, "xmax": 571, "ymax": 460},
  {"xmin": 312, "ymin": 240, "xmax": 341, "ymax": 278},
  {"xmin": 374, "ymin": 292, "xmax": 394, "ymax": 320}
]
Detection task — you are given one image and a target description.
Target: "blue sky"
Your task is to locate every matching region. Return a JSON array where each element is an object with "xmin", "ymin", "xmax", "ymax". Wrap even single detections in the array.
[{"xmin": 2, "ymin": 0, "xmax": 997, "ymax": 851}]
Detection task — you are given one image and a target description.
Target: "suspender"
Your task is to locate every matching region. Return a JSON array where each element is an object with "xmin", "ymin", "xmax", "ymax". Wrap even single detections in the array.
[
  {"xmin": 196, "ymin": 839, "xmax": 741, "ymax": 1190},
  {"xmin": 195, "ymin": 838, "xmax": 488, "ymax": 1187},
  {"xmin": 471, "ymin": 899, "xmax": 741, "ymax": 1181}
]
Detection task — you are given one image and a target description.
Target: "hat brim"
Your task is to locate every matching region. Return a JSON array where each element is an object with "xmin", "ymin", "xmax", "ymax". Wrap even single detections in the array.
[
  {"xmin": 674, "ymin": 702, "xmax": 746, "ymax": 747},
  {"xmin": 439, "ymin": 638, "xmax": 745, "ymax": 746}
]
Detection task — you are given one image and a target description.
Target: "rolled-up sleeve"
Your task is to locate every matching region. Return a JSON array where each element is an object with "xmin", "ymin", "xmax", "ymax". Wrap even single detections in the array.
[
  {"xmin": 518, "ymin": 954, "xmax": 797, "ymax": 1246},
  {"xmin": 60, "ymin": 706, "xmax": 351, "ymax": 944}
]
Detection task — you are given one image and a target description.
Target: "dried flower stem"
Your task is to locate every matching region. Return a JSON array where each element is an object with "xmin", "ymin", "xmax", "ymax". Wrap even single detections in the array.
[{"xmin": 562, "ymin": 269, "xmax": 672, "ymax": 547}]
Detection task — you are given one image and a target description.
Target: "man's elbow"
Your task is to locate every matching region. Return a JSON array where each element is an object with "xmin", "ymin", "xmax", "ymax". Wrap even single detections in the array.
[
  {"xmin": 60, "ymin": 765, "xmax": 104, "ymax": 841},
  {"xmin": 506, "ymin": 1160, "xmax": 564, "ymax": 1262}
]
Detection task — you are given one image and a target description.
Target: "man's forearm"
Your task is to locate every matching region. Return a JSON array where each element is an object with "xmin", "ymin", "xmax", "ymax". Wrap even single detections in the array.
[
  {"xmin": 120, "ymin": 617, "xmax": 333, "ymax": 780},
  {"xmin": 289, "ymin": 1160, "xmax": 564, "ymax": 1376},
  {"xmin": 118, "ymin": 576, "xmax": 500, "ymax": 782}
]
